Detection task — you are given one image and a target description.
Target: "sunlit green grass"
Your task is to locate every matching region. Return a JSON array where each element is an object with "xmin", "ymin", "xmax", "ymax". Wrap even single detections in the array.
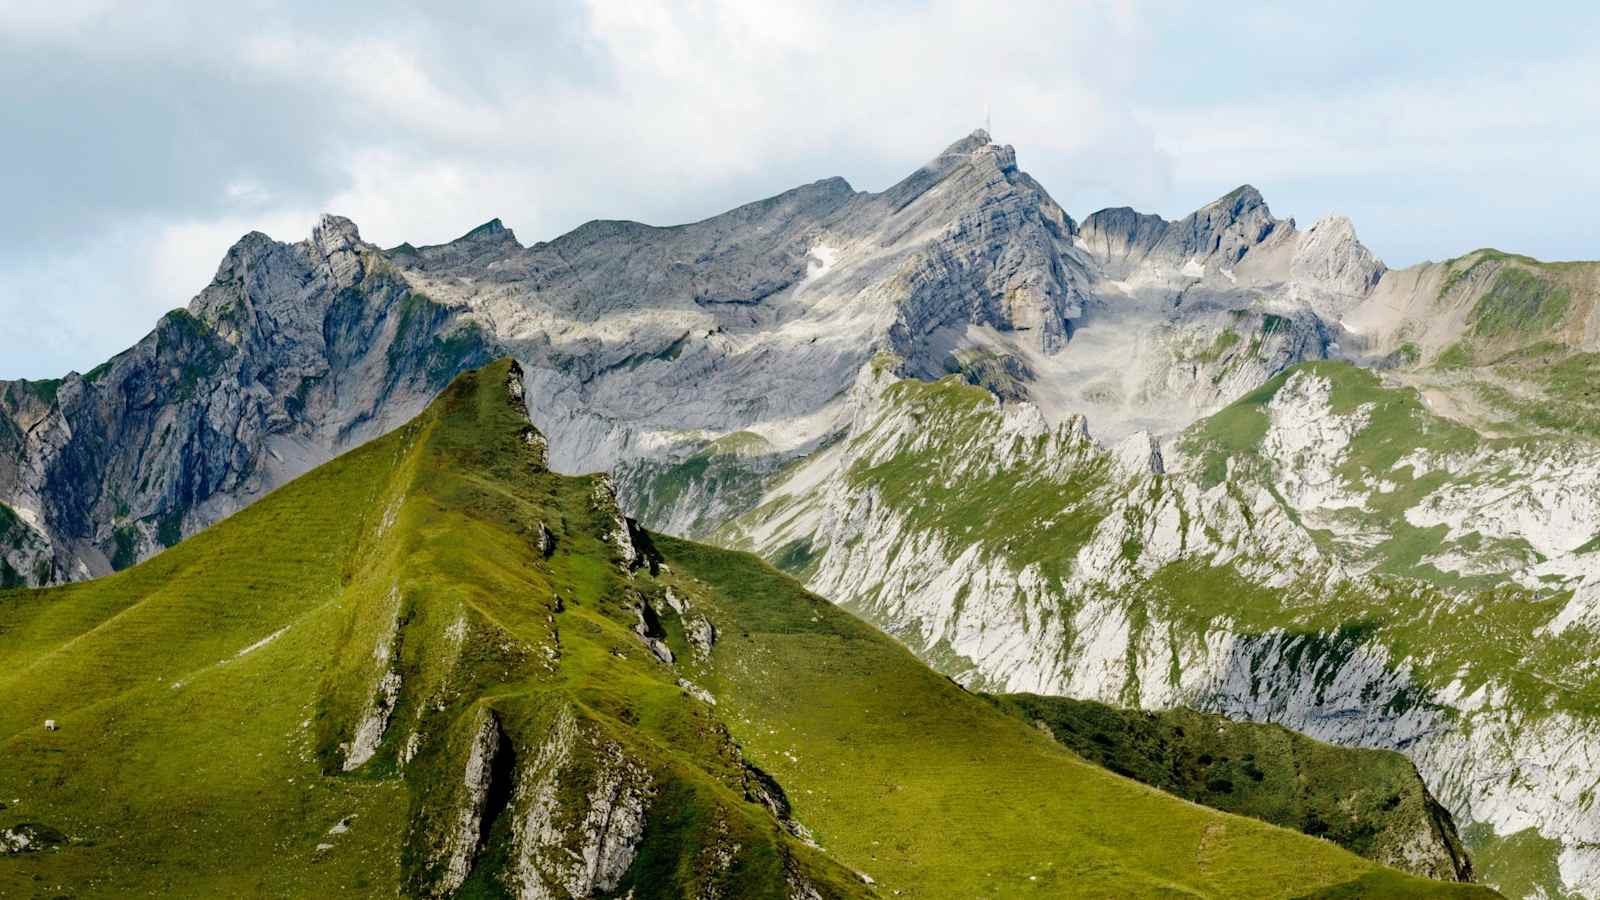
[
  {"xmin": 0, "ymin": 360, "xmax": 1499, "ymax": 898},
  {"xmin": 659, "ymin": 536, "xmax": 1497, "ymax": 899}
]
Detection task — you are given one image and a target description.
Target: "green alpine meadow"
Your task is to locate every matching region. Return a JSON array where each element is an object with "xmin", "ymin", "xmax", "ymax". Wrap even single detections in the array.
[{"xmin": 0, "ymin": 361, "xmax": 1500, "ymax": 898}]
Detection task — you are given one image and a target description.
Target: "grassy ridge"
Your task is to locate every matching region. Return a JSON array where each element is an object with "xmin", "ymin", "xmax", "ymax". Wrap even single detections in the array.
[
  {"xmin": 0, "ymin": 361, "xmax": 855, "ymax": 898},
  {"xmin": 0, "ymin": 360, "xmax": 1498, "ymax": 898}
]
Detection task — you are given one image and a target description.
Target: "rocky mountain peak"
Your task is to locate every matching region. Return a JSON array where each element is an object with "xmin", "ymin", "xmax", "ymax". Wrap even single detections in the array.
[
  {"xmin": 873, "ymin": 130, "xmax": 1086, "ymax": 358},
  {"xmin": 1173, "ymin": 184, "xmax": 1283, "ymax": 264},
  {"xmin": 1212, "ymin": 184, "xmax": 1267, "ymax": 212},
  {"xmin": 945, "ymin": 128, "xmax": 992, "ymax": 155},
  {"xmin": 902, "ymin": 129, "xmax": 1005, "ymax": 189},
  {"xmin": 1290, "ymin": 215, "xmax": 1386, "ymax": 298},
  {"xmin": 457, "ymin": 217, "xmax": 518, "ymax": 245},
  {"xmin": 208, "ymin": 230, "xmax": 278, "ymax": 286},
  {"xmin": 312, "ymin": 214, "xmax": 363, "ymax": 258}
]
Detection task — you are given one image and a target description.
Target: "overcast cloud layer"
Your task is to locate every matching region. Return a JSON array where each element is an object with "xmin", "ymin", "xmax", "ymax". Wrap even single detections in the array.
[{"xmin": 3, "ymin": 0, "xmax": 1598, "ymax": 379}]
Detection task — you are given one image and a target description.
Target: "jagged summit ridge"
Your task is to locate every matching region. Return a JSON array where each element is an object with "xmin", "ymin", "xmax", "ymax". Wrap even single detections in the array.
[
  {"xmin": 1077, "ymin": 182, "xmax": 1385, "ymax": 302},
  {"xmin": 1081, "ymin": 183, "xmax": 1288, "ymax": 278},
  {"xmin": 0, "ymin": 129, "xmax": 1392, "ymax": 592}
]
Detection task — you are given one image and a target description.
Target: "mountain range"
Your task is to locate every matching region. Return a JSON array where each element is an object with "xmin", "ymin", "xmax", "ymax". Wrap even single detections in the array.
[{"xmin": 4, "ymin": 130, "xmax": 1600, "ymax": 897}]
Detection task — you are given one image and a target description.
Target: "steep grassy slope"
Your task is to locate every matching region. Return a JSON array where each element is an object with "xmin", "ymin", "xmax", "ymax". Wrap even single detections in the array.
[
  {"xmin": 0, "ymin": 361, "xmax": 854, "ymax": 899},
  {"xmin": 991, "ymin": 694, "xmax": 1472, "ymax": 882},
  {"xmin": 656, "ymin": 536, "xmax": 1493, "ymax": 899},
  {"xmin": 0, "ymin": 361, "xmax": 1494, "ymax": 898}
]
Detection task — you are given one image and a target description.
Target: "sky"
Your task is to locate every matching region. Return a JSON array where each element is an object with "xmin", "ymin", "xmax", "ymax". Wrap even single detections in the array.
[{"xmin": 3, "ymin": 0, "xmax": 1599, "ymax": 379}]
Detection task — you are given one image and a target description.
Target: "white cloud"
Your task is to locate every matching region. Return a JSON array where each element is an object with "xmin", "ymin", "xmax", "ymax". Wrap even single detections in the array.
[{"xmin": 2, "ymin": 0, "xmax": 1597, "ymax": 378}]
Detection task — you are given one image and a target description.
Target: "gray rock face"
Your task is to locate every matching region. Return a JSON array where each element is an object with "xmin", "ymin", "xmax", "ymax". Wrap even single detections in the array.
[
  {"xmin": 1, "ymin": 823, "xmax": 64, "ymax": 854},
  {"xmin": 0, "ymin": 215, "xmax": 492, "ymax": 582},
  {"xmin": 1081, "ymin": 185, "xmax": 1288, "ymax": 280},
  {"xmin": 592, "ymin": 475, "xmax": 648, "ymax": 572},
  {"xmin": 435, "ymin": 707, "xmax": 503, "ymax": 896},
  {"xmin": 878, "ymin": 133, "xmax": 1086, "ymax": 355},
  {"xmin": 1075, "ymin": 206, "xmax": 1170, "ymax": 264},
  {"xmin": 344, "ymin": 587, "xmax": 406, "ymax": 772},
  {"xmin": 1291, "ymin": 215, "xmax": 1387, "ymax": 298},
  {"xmin": 0, "ymin": 496, "xmax": 53, "ymax": 587},
  {"xmin": 1111, "ymin": 430, "xmax": 1164, "ymax": 476},
  {"xmin": 0, "ymin": 131, "xmax": 1385, "ymax": 585},
  {"xmin": 508, "ymin": 706, "xmax": 654, "ymax": 900},
  {"xmin": 703, "ymin": 358, "xmax": 1600, "ymax": 898},
  {"xmin": 1167, "ymin": 185, "xmax": 1283, "ymax": 266}
]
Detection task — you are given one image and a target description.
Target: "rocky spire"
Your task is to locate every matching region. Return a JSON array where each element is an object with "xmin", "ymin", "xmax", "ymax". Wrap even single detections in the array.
[
  {"xmin": 312, "ymin": 214, "xmax": 362, "ymax": 258},
  {"xmin": 1291, "ymin": 215, "xmax": 1387, "ymax": 297},
  {"xmin": 311, "ymin": 214, "xmax": 367, "ymax": 287},
  {"xmin": 1164, "ymin": 185, "xmax": 1283, "ymax": 266}
]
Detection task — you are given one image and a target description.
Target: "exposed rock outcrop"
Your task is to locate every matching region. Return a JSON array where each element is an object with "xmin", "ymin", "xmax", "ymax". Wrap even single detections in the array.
[
  {"xmin": 592, "ymin": 475, "xmax": 650, "ymax": 573},
  {"xmin": 344, "ymin": 586, "xmax": 406, "ymax": 772},
  {"xmin": 0, "ymin": 131, "xmax": 1385, "ymax": 585},
  {"xmin": 630, "ymin": 592, "xmax": 674, "ymax": 664},
  {"xmin": 685, "ymin": 614, "xmax": 717, "ymax": 661},
  {"xmin": 717, "ymin": 361, "xmax": 1600, "ymax": 898},
  {"xmin": 1112, "ymin": 430, "xmax": 1164, "ymax": 476},
  {"xmin": 0, "ymin": 823, "xmax": 64, "ymax": 854},
  {"xmin": 434, "ymin": 707, "xmax": 503, "ymax": 896},
  {"xmin": 507, "ymin": 706, "xmax": 654, "ymax": 900},
  {"xmin": 0, "ymin": 499, "xmax": 53, "ymax": 587}
]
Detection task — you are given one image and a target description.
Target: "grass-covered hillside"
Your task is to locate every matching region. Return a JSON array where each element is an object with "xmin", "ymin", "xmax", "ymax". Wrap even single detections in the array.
[
  {"xmin": 991, "ymin": 694, "xmax": 1473, "ymax": 883},
  {"xmin": 0, "ymin": 360, "xmax": 1497, "ymax": 898}
]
